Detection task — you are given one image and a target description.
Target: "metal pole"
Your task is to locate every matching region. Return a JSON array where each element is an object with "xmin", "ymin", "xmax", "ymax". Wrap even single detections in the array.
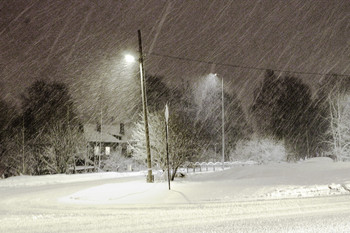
[
  {"xmin": 138, "ymin": 30, "xmax": 153, "ymax": 183},
  {"xmin": 221, "ymin": 77, "xmax": 225, "ymax": 170},
  {"xmin": 22, "ymin": 115, "xmax": 25, "ymax": 174},
  {"xmin": 99, "ymin": 105, "xmax": 102, "ymax": 170},
  {"xmin": 214, "ymin": 143, "xmax": 217, "ymax": 160},
  {"xmin": 165, "ymin": 104, "xmax": 170, "ymax": 190}
]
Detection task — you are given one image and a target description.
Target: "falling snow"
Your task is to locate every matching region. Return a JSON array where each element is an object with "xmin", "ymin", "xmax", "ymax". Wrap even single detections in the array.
[
  {"xmin": 1, "ymin": 1, "xmax": 350, "ymax": 231},
  {"xmin": 1, "ymin": 0, "xmax": 349, "ymax": 109}
]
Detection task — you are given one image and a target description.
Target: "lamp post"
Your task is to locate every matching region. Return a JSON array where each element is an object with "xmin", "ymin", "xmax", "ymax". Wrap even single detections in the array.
[
  {"xmin": 220, "ymin": 76, "xmax": 225, "ymax": 171},
  {"xmin": 165, "ymin": 104, "xmax": 170, "ymax": 190},
  {"xmin": 137, "ymin": 30, "xmax": 153, "ymax": 183},
  {"xmin": 213, "ymin": 74, "xmax": 225, "ymax": 170}
]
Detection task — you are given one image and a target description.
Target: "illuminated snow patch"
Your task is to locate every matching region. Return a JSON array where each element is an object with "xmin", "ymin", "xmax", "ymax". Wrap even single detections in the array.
[{"xmin": 59, "ymin": 181, "xmax": 172, "ymax": 205}]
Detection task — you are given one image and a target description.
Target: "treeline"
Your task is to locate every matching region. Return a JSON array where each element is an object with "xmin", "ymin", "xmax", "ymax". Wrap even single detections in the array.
[
  {"xmin": 0, "ymin": 80, "xmax": 85, "ymax": 177},
  {"xmin": 132, "ymin": 71, "xmax": 350, "ymax": 176},
  {"xmin": 1, "ymin": 70, "xmax": 350, "ymax": 178},
  {"xmin": 251, "ymin": 70, "xmax": 350, "ymax": 161}
]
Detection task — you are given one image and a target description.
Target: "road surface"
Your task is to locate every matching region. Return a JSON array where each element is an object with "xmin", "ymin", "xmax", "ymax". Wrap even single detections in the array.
[{"xmin": 1, "ymin": 176, "xmax": 350, "ymax": 233}]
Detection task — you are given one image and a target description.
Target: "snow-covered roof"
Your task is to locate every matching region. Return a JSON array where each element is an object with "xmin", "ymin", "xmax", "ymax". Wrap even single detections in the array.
[{"xmin": 83, "ymin": 124, "xmax": 123, "ymax": 143}]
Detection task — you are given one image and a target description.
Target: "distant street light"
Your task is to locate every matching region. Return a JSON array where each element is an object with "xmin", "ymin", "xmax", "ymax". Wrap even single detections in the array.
[{"xmin": 124, "ymin": 30, "xmax": 153, "ymax": 183}]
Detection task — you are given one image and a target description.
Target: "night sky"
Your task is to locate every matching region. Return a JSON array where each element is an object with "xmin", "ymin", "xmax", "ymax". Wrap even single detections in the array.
[{"xmin": 1, "ymin": 0, "xmax": 349, "ymax": 115}]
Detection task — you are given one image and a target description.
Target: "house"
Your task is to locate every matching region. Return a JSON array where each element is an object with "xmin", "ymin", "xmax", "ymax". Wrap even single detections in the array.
[{"xmin": 81, "ymin": 122, "xmax": 133, "ymax": 170}]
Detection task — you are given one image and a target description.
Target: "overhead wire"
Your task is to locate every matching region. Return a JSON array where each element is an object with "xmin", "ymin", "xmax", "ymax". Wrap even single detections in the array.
[{"xmin": 148, "ymin": 52, "xmax": 350, "ymax": 78}]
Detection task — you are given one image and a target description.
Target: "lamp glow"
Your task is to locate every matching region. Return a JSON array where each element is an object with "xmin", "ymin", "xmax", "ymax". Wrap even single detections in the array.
[{"xmin": 125, "ymin": 54, "xmax": 136, "ymax": 63}]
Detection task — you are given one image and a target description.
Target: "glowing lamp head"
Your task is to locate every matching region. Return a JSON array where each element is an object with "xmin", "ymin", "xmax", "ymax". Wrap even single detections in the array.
[
  {"xmin": 209, "ymin": 73, "xmax": 218, "ymax": 79},
  {"xmin": 124, "ymin": 54, "xmax": 136, "ymax": 63}
]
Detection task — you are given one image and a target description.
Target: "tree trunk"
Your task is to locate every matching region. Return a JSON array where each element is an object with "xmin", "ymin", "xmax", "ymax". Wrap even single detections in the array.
[{"xmin": 171, "ymin": 167, "xmax": 178, "ymax": 181}]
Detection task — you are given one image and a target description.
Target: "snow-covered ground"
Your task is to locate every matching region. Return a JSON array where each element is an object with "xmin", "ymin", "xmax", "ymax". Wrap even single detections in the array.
[
  {"xmin": 1, "ymin": 157, "xmax": 350, "ymax": 232},
  {"xmin": 0, "ymin": 170, "xmax": 144, "ymax": 187}
]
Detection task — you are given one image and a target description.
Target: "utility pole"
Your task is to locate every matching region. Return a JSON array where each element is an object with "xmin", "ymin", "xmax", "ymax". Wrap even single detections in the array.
[{"xmin": 138, "ymin": 30, "xmax": 153, "ymax": 183}]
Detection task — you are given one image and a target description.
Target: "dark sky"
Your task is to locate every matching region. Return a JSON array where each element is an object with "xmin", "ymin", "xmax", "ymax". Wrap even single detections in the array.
[{"xmin": 1, "ymin": 0, "xmax": 349, "ymax": 113}]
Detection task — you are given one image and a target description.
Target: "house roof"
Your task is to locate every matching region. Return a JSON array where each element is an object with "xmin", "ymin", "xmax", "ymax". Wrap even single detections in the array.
[{"xmin": 83, "ymin": 124, "xmax": 123, "ymax": 143}]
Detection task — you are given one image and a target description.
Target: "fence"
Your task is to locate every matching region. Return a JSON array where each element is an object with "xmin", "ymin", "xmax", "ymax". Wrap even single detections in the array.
[{"xmin": 179, "ymin": 161, "xmax": 258, "ymax": 173}]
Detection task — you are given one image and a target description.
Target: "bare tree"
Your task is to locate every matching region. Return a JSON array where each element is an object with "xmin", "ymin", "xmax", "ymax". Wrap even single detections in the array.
[
  {"xmin": 43, "ymin": 121, "xmax": 86, "ymax": 174},
  {"xmin": 325, "ymin": 92, "xmax": 350, "ymax": 160},
  {"xmin": 130, "ymin": 111, "xmax": 204, "ymax": 180},
  {"xmin": 318, "ymin": 75, "xmax": 350, "ymax": 161}
]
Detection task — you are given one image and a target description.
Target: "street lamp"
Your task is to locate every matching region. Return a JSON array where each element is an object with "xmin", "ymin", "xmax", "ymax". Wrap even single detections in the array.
[
  {"xmin": 212, "ymin": 73, "xmax": 225, "ymax": 171},
  {"xmin": 124, "ymin": 54, "xmax": 136, "ymax": 63},
  {"xmin": 125, "ymin": 30, "xmax": 153, "ymax": 183}
]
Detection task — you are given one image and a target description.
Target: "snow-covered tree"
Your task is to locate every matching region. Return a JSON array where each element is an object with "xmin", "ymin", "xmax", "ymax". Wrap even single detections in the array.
[
  {"xmin": 194, "ymin": 75, "xmax": 251, "ymax": 157},
  {"xmin": 319, "ymin": 75, "xmax": 350, "ymax": 161},
  {"xmin": 326, "ymin": 95, "xmax": 350, "ymax": 160},
  {"xmin": 42, "ymin": 121, "xmax": 86, "ymax": 174},
  {"xmin": 130, "ymin": 110, "xmax": 204, "ymax": 180},
  {"xmin": 17, "ymin": 80, "xmax": 84, "ymax": 175},
  {"xmin": 0, "ymin": 100, "xmax": 34, "ymax": 177},
  {"xmin": 232, "ymin": 138, "xmax": 286, "ymax": 164}
]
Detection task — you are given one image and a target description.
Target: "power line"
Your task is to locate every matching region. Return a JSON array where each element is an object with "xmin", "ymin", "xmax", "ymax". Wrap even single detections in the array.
[{"xmin": 149, "ymin": 52, "xmax": 350, "ymax": 78}]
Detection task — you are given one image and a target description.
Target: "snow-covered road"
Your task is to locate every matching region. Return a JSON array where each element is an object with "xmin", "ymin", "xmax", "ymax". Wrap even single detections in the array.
[
  {"xmin": 1, "ymin": 182, "xmax": 350, "ymax": 233},
  {"xmin": 1, "ymin": 158, "xmax": 350, "ymax": 232}
]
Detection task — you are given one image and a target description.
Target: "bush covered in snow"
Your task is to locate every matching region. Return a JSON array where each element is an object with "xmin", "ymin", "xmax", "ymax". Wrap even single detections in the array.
[
  {"xmin": 101, "ymin": 153, "xmax": 137, "ymax": 172},
  {"xmin": 231, "ymin": 138, "xmax": 286, "ymax": 164}
]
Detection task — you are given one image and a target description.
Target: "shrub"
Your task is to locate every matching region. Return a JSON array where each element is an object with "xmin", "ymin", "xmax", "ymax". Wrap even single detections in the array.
[
  {"xmin": 102, "ymin": 152, "xmax": 137, "ymax": 172},
  {"xmin": 231, "ymin": 138, "xmax": 286, "ymax": 164}
]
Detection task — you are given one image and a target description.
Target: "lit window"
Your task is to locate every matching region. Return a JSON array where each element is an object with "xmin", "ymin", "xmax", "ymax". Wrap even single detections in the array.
[
  {"xmin": 105, "ymin": 146, "xmax": 110, "ymax": 155},
  {"xmin": 94, "ymin": 146, "xmax": 100, "ymax": 155}
]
